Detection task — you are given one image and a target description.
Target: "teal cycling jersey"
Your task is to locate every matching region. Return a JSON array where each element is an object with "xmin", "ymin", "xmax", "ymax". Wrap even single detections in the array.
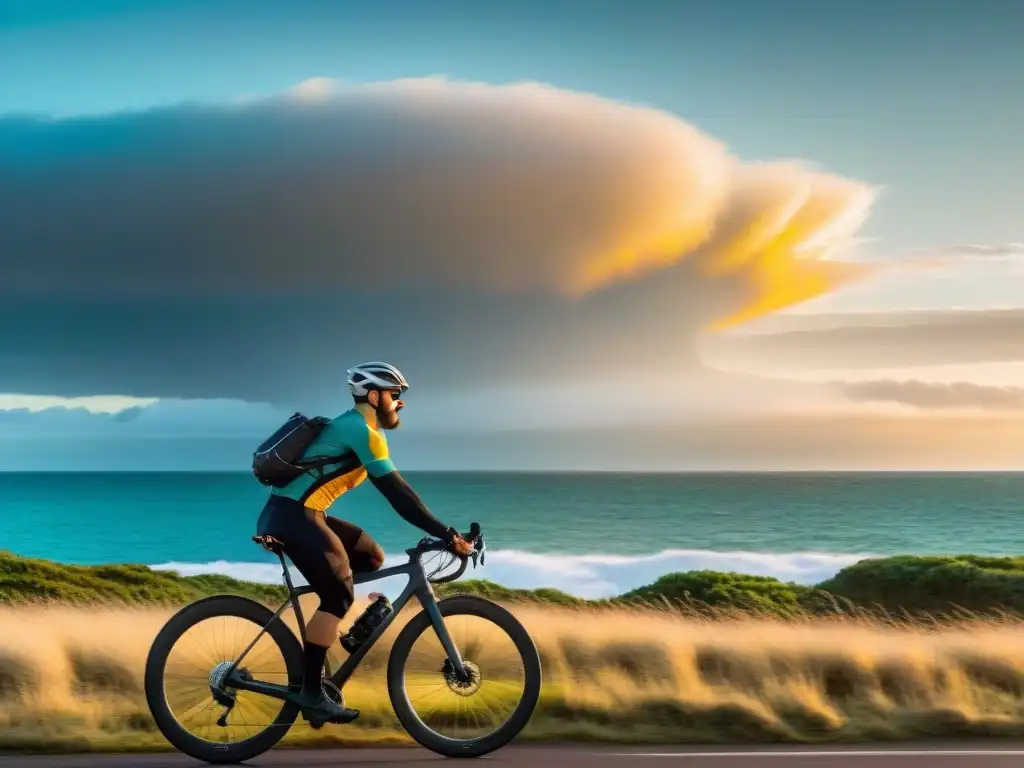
[
  {"xmin": 270, "ymin": 406, "xmax": 451, "ymax": 540},
  {"xmin": 273, "ymin": 408, "xmax": 396, "ymax": 511}
]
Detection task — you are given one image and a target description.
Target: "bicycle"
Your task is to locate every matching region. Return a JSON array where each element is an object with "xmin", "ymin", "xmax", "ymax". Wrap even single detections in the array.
[{"xmin": 143, "ymin": 523, "xmax": 542, "ymax": 764}]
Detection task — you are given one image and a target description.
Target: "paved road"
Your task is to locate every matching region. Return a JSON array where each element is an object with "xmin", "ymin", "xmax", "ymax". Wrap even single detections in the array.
[{"xmin": 5, "ymin": 744, "xmax": 1024, "ymax": 768}]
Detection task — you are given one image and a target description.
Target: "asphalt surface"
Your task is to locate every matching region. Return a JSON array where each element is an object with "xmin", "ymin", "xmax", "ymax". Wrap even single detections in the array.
[{"xmin": 5, "ymin": 744, "xmax": 1024, "ymax": 768}]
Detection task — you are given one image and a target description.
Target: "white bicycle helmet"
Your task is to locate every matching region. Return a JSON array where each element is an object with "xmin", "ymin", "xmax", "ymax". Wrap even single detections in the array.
[{"xmin": 347, "ymin": 361, "xmax": 409, "ymax": 397}]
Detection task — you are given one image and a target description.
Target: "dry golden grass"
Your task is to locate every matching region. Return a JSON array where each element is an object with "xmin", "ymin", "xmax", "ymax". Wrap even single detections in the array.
[{"xmin": 1, "ymin": 594, "xmax": 1024, "ymax": 753}]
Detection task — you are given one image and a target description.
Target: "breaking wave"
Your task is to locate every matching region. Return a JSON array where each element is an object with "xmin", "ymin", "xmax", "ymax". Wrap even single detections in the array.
[{"xmin": 152, "ymin": 548, "xmax": 871, "ymax": 600}]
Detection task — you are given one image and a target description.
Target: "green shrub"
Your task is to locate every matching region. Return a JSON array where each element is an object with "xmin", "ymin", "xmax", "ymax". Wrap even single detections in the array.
[
  {"xmin": 617, "ymin": 570, "xmax": 825, "ymax": 617},
  {"xmin": 0, "ymin": 550, "xmax": 288, "ymax": 606},
  {"xmin": 436, "ymin": 579, "xmax": 583, "ymax": 606},
  {"xmin": 816, "ymin": 555, "xmax": 1024, "ymax": 617}
]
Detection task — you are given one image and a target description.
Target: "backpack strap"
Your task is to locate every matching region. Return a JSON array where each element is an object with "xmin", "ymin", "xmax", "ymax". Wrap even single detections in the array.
[{"xmin": 293, "ymin": 452, "xmax": 350, "ymax": 478}]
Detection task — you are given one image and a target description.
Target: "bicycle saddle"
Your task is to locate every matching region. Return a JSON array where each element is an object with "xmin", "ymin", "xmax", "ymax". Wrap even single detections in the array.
[{"xmin": 252, "ymin": 534, "xmax": 284, "ymax": 554}]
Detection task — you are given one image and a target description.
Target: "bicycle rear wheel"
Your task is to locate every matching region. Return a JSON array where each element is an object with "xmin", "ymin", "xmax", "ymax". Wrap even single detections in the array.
[
  {"xmin": 387, "ymin": 594, "xmax": 541, "ymax": 758},
  {"xmin": 144, "ymin": 595, "xmax": 304, "ymax": 764}
]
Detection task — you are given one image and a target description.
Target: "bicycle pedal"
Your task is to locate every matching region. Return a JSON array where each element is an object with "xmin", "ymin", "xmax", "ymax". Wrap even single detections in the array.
[
  {"xmin": 304, "ymin": 709, "xmax": 360, "ymax": 728},
  {"xmin": 327, "ymin": 708, "xmax": 360, "ymax": 725}
]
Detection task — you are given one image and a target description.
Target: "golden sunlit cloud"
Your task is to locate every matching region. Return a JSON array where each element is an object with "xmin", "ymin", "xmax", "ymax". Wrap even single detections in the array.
[{"xmin": 327, "ymin": 79, "xmax": 881, "ymax": 328}]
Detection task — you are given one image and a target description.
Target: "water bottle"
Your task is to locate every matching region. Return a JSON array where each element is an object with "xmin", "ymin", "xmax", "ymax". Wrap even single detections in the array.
[{"xmin": 340, "ymin": 594, "xmax": 392, "ymax": 654}]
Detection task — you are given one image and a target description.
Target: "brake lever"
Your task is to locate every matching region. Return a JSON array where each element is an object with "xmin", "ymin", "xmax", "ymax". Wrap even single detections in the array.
[
  {"xmin": 472, "ymin": 533, "xmax": 486, "ymax": 568},
  {"xmin": 466, "ymin": 523, "xmax": 484, "ymax": 569}
]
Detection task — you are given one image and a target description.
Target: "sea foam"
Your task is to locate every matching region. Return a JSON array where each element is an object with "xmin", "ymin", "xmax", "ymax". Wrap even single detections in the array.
[{"xmin": 151, "ymin": 548, "xmax": 871, "ymax": 600}]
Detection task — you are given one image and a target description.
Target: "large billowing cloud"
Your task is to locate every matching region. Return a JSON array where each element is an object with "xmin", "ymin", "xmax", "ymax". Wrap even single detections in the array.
[{"xmin": 0, "ymin": 77, "xmax": 875, "ymax": 402}]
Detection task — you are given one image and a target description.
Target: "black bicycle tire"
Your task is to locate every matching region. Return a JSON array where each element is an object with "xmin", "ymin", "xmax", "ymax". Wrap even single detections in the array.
[
  {"xmin": 144, "ymin": 595, "xmax": 304, "ymax": 764},
  {"xmin": 386, "ymin": 595, "xmax": 542, "ymax": 758}
]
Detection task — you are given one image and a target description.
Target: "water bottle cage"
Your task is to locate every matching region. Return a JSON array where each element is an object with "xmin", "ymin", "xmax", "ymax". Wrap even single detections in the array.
[{"xmin": 340, "ymin": 597, "xmax": 392, "ymax": 654}]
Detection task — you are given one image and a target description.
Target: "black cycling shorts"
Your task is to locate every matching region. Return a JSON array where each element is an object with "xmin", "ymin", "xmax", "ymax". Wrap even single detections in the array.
[{"xmin": 256, "ymin": 495, "xmax": 385, "ymax": 618}]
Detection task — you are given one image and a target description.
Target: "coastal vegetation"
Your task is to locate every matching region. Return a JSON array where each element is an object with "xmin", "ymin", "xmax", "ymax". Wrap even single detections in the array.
[
  {"xmin": 2, "ymin": 550, "xmax": 1024, "ymax": 753},
  {"xmin": 4, "ymin": 550, "xmax": 1024, "ymax": 620}
]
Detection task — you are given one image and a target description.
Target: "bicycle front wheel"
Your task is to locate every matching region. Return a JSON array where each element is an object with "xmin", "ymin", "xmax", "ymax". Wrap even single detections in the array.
[
  {"xmin": 144, "ymin": 595, "xmax": 304, "ymax": 764},
  {"xmin": 387, "ymin": 594, "xmax": 542, "ymax": 758}
]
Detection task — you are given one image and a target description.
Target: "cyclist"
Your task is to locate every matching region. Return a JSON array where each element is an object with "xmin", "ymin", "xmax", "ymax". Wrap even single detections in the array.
[{"xmin": 255, "ymin": 361, "xmax": 475, "ymax": 724}]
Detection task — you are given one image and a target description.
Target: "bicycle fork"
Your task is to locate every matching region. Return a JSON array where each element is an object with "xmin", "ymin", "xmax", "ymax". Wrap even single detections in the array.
[{"xmin": 420, "ymin": 594, "xmax": 470, "ymax": 682}]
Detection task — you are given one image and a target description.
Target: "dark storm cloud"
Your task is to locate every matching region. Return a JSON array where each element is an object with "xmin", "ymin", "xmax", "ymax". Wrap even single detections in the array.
[
  {"xmin": 0, "ymin": 77, "xmax": 874, "ymax": 401},
  {"xmin": 0, "ymin": 268, "xmax": 732, "ymax": 404}
]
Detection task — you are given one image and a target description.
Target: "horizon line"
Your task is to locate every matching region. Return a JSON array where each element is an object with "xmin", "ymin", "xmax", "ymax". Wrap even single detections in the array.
[{"xmin": 3, "ymin": 468, "xmax": 1024, "ymax": 475}]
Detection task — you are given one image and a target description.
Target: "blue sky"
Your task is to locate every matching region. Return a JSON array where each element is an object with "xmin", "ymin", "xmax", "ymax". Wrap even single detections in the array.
[
  {"xmin": 2, "ymin": 0, "xmax": 1022, "ymax": 469},
  {"xmin": 2, "ymin": 0, "xmax": 1021, "ymax": 250}
]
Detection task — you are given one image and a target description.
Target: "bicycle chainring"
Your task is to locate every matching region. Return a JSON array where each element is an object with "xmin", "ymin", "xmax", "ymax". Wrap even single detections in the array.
[
  {"xmin": 303, "ymin": 678, "xmax": 346, "ymax": 731},
  {"xmin": 322, "ymin": 678, "xmax": 344, "ymax": 706}
]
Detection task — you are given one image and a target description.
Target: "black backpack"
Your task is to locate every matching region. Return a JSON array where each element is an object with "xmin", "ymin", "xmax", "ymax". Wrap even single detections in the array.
[{"xmin": 251, "ymin": 412, "xmax": 333, "ymax": 488}]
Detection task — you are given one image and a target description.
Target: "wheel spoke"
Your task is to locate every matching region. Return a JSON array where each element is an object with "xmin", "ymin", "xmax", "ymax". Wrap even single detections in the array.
[
  {"xmin": 150, "ymin": 601, "xmax": 300, "ymax": 761},
  {"xmin": 398, "ymin": 607, "xmax": 533, "ymax": 744}
]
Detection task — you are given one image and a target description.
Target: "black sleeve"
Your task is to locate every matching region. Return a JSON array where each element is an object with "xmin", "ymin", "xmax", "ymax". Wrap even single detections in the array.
[{"xmin": 370, "ymin": 471, "xmax": 452, "ymax": 540}]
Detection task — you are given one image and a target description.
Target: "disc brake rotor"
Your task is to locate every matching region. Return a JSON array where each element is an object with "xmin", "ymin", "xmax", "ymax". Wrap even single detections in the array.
[{"xmin": 443, "ymin": 659, "xmax": 482, "ymax": 696}]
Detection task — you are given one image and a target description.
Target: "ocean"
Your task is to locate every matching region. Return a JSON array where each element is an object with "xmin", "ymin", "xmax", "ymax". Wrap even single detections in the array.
[{"xmin": 2, "ymin": 471, "xmax": 1021, "ymax": 599}]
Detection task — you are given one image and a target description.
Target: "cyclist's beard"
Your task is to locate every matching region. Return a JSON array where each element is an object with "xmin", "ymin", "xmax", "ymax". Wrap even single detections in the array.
[{"xmin": 377, "ymin": 403, "xmax": 401, "ymax": 430}]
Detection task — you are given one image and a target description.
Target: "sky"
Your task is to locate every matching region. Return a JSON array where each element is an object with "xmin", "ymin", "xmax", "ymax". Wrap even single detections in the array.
[{"xmin": 1, "ymin": 0, "xmax": 1022, "ymax": 470}]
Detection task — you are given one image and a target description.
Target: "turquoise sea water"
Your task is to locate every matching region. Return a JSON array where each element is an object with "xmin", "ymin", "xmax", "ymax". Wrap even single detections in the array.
[{"xmin": 2, "ymin": 472, "xmax": 1021, "ymax": 598}]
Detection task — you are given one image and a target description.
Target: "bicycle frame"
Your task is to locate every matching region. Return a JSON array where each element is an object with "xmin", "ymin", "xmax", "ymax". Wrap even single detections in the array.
[{"xmin": 224, "ymin": 545, "xmax": 468, "ymax": 703}]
